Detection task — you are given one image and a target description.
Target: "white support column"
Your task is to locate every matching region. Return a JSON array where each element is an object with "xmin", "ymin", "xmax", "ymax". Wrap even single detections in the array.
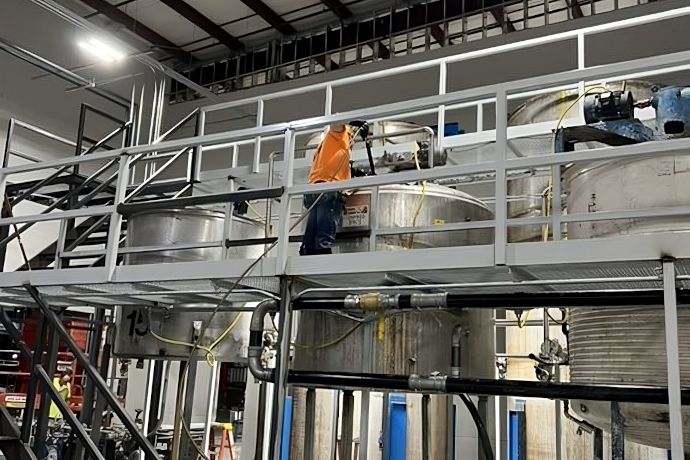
[
  {"xmin": 663, "ymin": 259, "xmax": 685, "ymax": 460},
  {"xmin": 223, "ymin": 144, "xmax": 239, "ymax": 259},
  {"xmin": 202, "ymin": 361, "xmax": 221, "ymax": 455},
  {"xmin": 494, "ymin": 91, "xmax": 508, "ymax": 266},
  {"xmin": 276, "ymin": 129, "xmax": 295, "ymax": 274},
  {"xmin": 369, "ymin": 186, "xmax": 380, "ymax": 252},
  {"xmin": 254, "ymin": 99, "xmax": 265, "ymax": 174}
]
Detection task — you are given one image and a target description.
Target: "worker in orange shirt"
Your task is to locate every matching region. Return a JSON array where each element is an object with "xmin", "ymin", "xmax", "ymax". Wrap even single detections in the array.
[{"xmin": 300, "ymin": 123, "xmax": 352, "ymax": 255}]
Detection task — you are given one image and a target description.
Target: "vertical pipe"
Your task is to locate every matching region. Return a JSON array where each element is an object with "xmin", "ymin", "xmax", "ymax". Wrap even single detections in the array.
[
  {"xmin": 494, "ymin": 91, "xmax": 508, "ymax": 265},
  {"xmin": 21, "ymin": 315, "xmax": 45, "ymax": 443},
  {"xmin": 105, "ymin": 155, "xmax": 130, "ymax": 280},
  {"xmin": 255, "ymin": 381, "xmax": 268, "ymax": 460},
  {"xmin": 269, "ymin": 277, "xmax": 293, "ymax": 460},
  {"xmin": 91, "ymin": 335, "xmax": 112, "ymax": 448},
  {"xmin": 342, "ymin": 390, "xmax": 355, "ymax": 460},
  {"xmin": 304, "ymin": 388, "xmax": 316, "ymax": 460},
  {"xmin": 478, "ymin": 396, "xmax": 489, "ymax": 460},
  {"xmin": 664, "ymin": 258, "xmax": 685, "ymax": 460},
  {"xmin": 551, "ymin": 163, "xmax": 562, "ymax": 241},
  {"xmin": 223, "ymin": 144, "xmax": 239, "ymax": 259},
  {"xmin": 611, "ymin": 401, "xmax": 624, "ymax": 460},
  {"xmin": 555, "ymin": 365, "xmax": 562, "ymax": 460},
  {"xmin": 421, "ymin": 394, "xmax": 430, "ymax": 460},
  {"xmin": 180, "ymin": 359, "xmax": 198, "ymax": 460},
  {"xmin": 146, "ymin": 361, "xmax": 165, "ymax": 441}
]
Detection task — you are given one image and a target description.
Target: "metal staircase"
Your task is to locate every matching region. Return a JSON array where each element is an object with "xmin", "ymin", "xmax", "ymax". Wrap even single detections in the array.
[{"xmin": 0, "ymin": 106, "xmax": 201, "ymax": 272}]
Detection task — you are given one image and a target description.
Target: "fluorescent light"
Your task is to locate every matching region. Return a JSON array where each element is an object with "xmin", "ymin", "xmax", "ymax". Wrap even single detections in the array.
[{"xmin": 78, "ymin": 37, "xmax": 125, "ymax": 62}]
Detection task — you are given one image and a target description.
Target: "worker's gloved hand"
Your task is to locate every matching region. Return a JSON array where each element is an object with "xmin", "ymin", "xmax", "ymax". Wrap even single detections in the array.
[{"xmin": 349, "ymin": 120, "xmax": 369, "ymax": 140}]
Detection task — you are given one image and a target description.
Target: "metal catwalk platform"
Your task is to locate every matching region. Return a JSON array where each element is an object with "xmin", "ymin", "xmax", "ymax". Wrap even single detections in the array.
[{"xmin": 3, "ymin": 6, "xmax": 690, "ymax": 460}]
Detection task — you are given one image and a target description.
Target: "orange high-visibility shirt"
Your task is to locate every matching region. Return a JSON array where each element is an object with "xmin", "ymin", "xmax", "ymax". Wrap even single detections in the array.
[{"xmin": 308, "ymin": 129, "xmax": 352, "ymax": 184}]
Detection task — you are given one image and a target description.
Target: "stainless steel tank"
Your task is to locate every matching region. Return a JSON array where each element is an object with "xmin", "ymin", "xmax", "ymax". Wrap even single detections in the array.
[
  {"xmin": 565, "ymin": 155, "xmax": 690, "ymax": 450},
  {"xmin": 507, "ymin": 80, "xmax": 657, "ymax": 242},
  {"xmin": 115, "ymin": 209, "xmax": 265, "ymax": 360},
  {"xmin": 294, "ymin": 183, "xmax": 495, "ymax": 378},
  {"xmin": 337, "ymin": 183, "xmax": 494, "ymax": 252}
]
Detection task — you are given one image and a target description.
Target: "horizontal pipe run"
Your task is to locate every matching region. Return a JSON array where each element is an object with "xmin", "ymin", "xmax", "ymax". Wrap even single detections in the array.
[
  {"xmin": 293, "ymin": 277, "xmax": 663, "ymax": 298},
  {"xmin": 292, "ymin": 291, "xmax": 690, "ymax": 310},
  {"xmin": 117, "ymin": 187, "xmax": 284, "ymax": 216},
  {"xmin": 288, "ymin": 371, "xmax": 690, "ymax": 405}
]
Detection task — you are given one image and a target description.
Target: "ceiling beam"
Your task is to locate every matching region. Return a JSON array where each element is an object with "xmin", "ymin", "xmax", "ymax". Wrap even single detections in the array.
[
  {"xmin": 319, "ymin": 0, "xmax": 354, "ymax": 22},
  {"xmin": 239, "ymin": 0, "xmax": 297, "ymax": 35},
  {"xmin": 77, "ymin": 0, "xmax": 195, "ymax": 64},
  {"xmin": 490, "ymin": 7, "xmax": 516, "ymax": 33},
  {"xmin": 157, "ymin": 0, "xmax": 245, "ymax": 52}
]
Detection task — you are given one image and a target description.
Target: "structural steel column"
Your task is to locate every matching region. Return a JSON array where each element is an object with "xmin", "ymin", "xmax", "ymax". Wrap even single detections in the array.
[
  {"xmin": 663, "ymin": 258, "xmax": 685, "ymax": 460},
  {"xmin": 269, "ymin": 277, "xmax": 292, "ymax": 459}
]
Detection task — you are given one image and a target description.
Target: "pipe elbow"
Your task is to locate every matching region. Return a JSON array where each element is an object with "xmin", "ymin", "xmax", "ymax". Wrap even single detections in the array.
[
  {"xmin": 250, "ymin": 299, "xmax": 278, "ymax": 332},
  {"xmin": 248, "ymin": 354, "xmax": 273, "ymax": 382},
  {"xmin": 452, "ymin": 325, "xmax": 463, "ymax": 347}
]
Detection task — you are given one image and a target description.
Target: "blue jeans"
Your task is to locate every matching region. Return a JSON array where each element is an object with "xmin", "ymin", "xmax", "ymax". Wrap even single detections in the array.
[{"xmin": 300, "ymin": 192, "xmax": 342, "ymax": 254}]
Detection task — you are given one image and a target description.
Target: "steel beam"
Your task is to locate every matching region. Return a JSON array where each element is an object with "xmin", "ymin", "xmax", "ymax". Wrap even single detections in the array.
[
  {"xmin": 569, "ymin": 0, "xmax": 585, "ymax": 19},
  {"xmin": 269, "ymin": 277, "xmax": 292, "ymax": 460},
  {"xmin": 75, "ymin": 0, "xmax": 195, "ymax": 64},
  {"xmin": 25, "ymin": 285, "xmax": 163, "ymax": 460},
  {"xmin": 611, "ymin": 401, "xmax": 624, "ymax": 460},
  {"xmin": 240, "ymin": 0, "xmax": 297, "ymax": 35},
  {"xmin": 491, "ymin": 8, "xmax": 516, "ymax": 33},
  {"xmin": 157, "ymin": 0, "xmax": 244, "ymax": 51},
  {"xmin": 33, "ymin": 323, "xmax": 58, "ymax": 456}
]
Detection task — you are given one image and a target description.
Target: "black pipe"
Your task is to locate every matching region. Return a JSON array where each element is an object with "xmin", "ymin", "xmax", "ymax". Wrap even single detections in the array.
[
  {"xmin": 293, "ymin": 290, "xmax": 690, "ymax": 310},
  {"xmin": 117, "ymin": 187, "xmax": 284, "ymax": 216},
  {"xmin": 288, "ymin": 371, "xmax": 690, "ymax": 405}
]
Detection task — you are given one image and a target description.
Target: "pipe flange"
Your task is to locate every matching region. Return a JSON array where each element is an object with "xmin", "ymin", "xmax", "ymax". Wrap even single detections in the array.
[
  {"xmin": 408, "ymin": 374, "xmax": 447, "ymax": 392},
  {"xmin": 380, "ymin": 294, "xmax": 400, "ymax": 311},
  {"xmin": 344, "ymin": 294, "xmax": 360, "ymax": 310},
  {"xmin": 248, "ymin": 346, "xmax": 263, "ymax": 358},
  {"xmin": 410, "ymin": 293, "xmax": 448, "ymax": 309}
]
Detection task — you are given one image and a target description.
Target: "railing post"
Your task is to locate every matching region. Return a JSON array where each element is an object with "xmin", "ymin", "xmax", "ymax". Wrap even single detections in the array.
[
  {"xmin": 254, "ymin": 99, "xmax": 265, "ymax": 174},
  {"xmin": 495, "ymin": 90, "xmax": 508, "ymax": 266},
  {"xmin": 437, "ymin": 61, "xmax": 448, "ymax": 153},
  {"xmin": 105, "ymin": 155, "xmax": 130, "ymax": 280},
  {"xmin": 276, "ymin": 129, "xmax": 295, "ymax": 274},
  {"xmin": 325, "ymin": 84, "xmax": 333, "ymax": 116},
  {"xmin": 189, "ymin": 109, "xmax": 206, "ymax": 184}
]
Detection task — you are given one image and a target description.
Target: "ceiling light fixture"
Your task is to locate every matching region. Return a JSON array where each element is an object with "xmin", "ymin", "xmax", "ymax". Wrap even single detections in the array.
[{"xmin": 78, "ymin": 38, "xmax": 125, "ymax": 63}]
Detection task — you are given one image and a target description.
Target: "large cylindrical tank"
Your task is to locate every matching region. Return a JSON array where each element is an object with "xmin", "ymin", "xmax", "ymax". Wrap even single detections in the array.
[
  {"xmin": 294, "ymin": 183, "xmax": 495, "ymax": 377},
  {"xmin": 115, "ymin": 209, "xmax": 265, "ymax": 360},
  {"xmin": 293, "ymin": 183, "xmax": 495, "ymax": 460},
  {"xmin": 507, "ymin": 80, "xmax": 657, "ymax": 242},
  {"xmin": 565, "ymin": 155, "xmax": 690, "ymax": 450}
]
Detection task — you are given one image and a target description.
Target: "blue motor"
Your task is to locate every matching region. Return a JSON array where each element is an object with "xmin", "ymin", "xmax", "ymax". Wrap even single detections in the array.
[{"xmin": 651, "ymin": 85, "xmax": 690, "ymax": 135}]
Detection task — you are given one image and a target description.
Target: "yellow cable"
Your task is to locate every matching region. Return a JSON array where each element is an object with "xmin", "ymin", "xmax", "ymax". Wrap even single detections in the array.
[
  {"xmin": 517, "ymin": 309, "xmax": 530, "ymax": 328},
  {"xmin": 543, "ymin": 86, "xmax": 607, "ymax": 241},
  {"xmin": 209, "ymin": 313, "xmax": 244, "ymax": 350},
  {"xmin": 149, "ymin": 330, "xmax": 216, "ymax": 365},
  {"xmin": 408, "ymin": 141, "xmax": 426, "ymax": 249},
  {"xmin": 292, "ymin": 322, "xmax": 363, "ymax": 350}
]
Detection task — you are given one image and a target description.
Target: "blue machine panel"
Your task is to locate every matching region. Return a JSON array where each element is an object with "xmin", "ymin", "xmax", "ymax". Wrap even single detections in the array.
[{"xmin": 387, "ymin": 394, "xmax": 407, "ymax": 460}]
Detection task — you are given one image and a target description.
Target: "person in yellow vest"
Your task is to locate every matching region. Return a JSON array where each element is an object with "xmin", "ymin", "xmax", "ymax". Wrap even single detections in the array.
[
  {"xmin": 300, "ymin": 124, "xmax": 352, "ymax": 256},
  {"xmin": 49, "ymin": 369, "xmax": 72, "ymax": 420}
]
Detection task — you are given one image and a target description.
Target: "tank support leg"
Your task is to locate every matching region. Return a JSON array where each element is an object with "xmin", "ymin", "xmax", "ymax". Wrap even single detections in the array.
[
  {"xmin": 593, "ymin": 428, "xmax": 603, "ymax": 460},
  {"xmin": 611, "ymin": 401, "xmax": 624, "ymax": 460}
]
